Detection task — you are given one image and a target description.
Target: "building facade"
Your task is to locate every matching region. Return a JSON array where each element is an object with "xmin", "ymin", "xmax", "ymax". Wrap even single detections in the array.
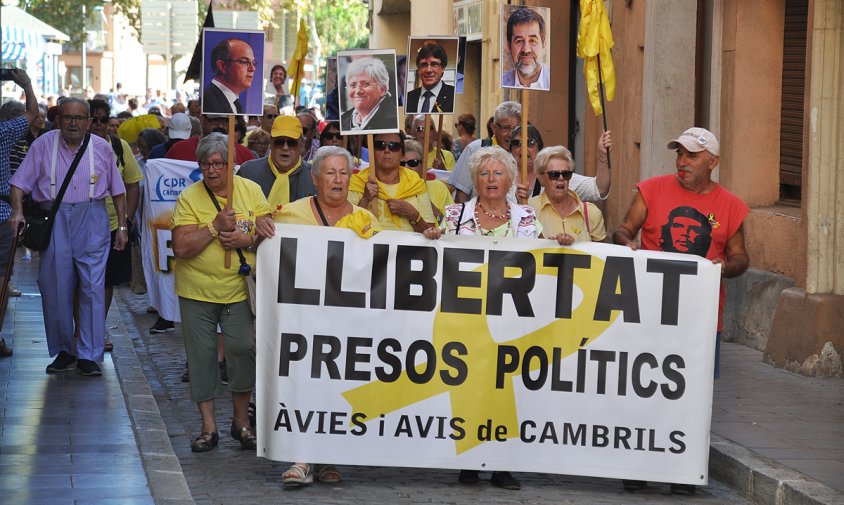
[{"xmin": 371, "ymin": 0, "xmax": 844, "ymax": 376}]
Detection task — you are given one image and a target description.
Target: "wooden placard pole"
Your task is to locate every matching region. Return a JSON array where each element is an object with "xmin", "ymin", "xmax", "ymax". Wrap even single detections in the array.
[
  {"xmin": 422, "ymin": 115, "xmax": 432, "ymax": 170},
  {"xmin": 435, "ymin": 114, "xmax": 445, "ymax": 169},
  {"xmin": 224, "ymin": 115, "xmax": 236, "ymax": 269},
  {"xmin": 366, "ymin": 133, "xmax": 378, "ymax": 217},
  {"xmin": 519, "ymin": 90, "xmax": 529, "ymax": 204}
]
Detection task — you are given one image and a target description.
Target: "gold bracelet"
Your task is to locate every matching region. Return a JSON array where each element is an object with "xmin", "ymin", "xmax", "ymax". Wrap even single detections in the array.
[{"xmin": 207, "ymin": 223, "xmax": 219, "ymax": 238}]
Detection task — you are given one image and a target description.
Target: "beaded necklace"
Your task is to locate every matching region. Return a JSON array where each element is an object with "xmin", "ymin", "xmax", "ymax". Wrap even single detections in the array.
[{"xmin": 474, "ymin": 201, "xmax": 511, "ymax": 236}]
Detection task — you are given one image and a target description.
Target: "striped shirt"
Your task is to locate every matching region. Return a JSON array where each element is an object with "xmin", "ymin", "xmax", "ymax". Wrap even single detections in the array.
[
  {"xmin": 11, "ymin": 130, "xmax": 126, "ymax": 204},
  {"xmin": 0, "ymin": 116, "xmax": 28, "ymax": 221}
]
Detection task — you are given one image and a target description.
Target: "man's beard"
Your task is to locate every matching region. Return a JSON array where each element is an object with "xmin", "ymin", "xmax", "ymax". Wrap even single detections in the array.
[{"xmin": 516, "ymin": 55, "xmax": 539, "ymax": 78}]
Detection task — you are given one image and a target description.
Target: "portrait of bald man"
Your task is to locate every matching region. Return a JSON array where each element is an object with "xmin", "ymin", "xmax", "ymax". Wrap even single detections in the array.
[{"xmin": 202, "ymin": 30, "xmax": 265, "ymax": 115}]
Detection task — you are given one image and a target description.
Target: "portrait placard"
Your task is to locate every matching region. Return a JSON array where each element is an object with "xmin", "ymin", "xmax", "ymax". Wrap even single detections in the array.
[
  {"xmin": 201, "ymin": 28, "xmax": 266, "ymax": 116},
  {"xmin": 500, "ymin": 5, "xmax": 551, "ymax": 91},
  {"xmin": 405, "ymin": 37, "xmax": 459, "ymax": 114},
  {"xmin": 337, "ymin": 49, "xmax": 400, "ymax": 135}
]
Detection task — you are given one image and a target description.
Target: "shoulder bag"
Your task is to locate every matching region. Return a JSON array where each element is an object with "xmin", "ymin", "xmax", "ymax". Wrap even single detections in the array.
[{"xmin": 23, "ymin": 133, "xmax": 91, "ymax": 251}]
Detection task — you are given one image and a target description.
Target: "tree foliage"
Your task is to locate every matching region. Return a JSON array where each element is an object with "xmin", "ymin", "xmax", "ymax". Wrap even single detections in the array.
[
  {"xmin": 23, "ymin": 0, "xmax": 141, "ymax": 49},
  {"xmin": 303, "ymin": 0, "xmax": 370, "ymax": 56},
  {"xmin": 225, "ymin": 0, "xmax": 370, "ymax": 57}
]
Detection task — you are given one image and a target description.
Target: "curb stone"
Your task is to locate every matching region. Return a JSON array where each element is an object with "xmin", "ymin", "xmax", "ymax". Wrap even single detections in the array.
[
  {"xmin": 710, "ymin": 434, "xmax": 844, "ymax": 505},
  {"xmin": 108, "ymin": 301, "xmax": 195, "ymax": 504}
]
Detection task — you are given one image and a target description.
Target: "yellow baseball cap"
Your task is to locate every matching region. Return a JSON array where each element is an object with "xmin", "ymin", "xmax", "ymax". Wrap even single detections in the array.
[{"xmin": 271, "ymin": 115, "xmax": 303, "ymax": 139}]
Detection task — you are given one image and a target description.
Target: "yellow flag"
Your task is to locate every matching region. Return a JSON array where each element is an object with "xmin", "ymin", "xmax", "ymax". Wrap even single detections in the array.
[
  {"xmin": 576, "ymin": 0, "xmax": 616, "ymax": 116},
  {"xmin": 288, "ymin": 18, "xmax": 309, "ymax": 104}
]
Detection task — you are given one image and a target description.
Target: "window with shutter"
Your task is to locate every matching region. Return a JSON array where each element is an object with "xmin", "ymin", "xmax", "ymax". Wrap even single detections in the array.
[{"xmin": 779, "ymin": 0, "xmax": 808, "ymax": 205}]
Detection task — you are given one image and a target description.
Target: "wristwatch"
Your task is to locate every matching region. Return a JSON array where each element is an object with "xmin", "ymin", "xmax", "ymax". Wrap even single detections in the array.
[
  {"xmin": 118, "ymin": 225, "xmax": 128, "ymax": 232},
  {"xmin": 410, "ymin": 214, "xmax": 422, "ymax": 226},
  {"xmin": 207, "ymin": 223, "xmax": 219, "ymax": 238}
]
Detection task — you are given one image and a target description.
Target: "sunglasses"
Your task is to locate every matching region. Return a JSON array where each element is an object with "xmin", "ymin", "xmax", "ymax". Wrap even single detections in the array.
[
  {"xmin": 263, "ymin": 114, "xmax": 279, "ymax": 120},
  {"xmin": 545, "ymin": 170, "xmax": 574, "ymax": 181},
  {"xmin": 510, "ymin": 138, "xmax": 537, "ymax": 148},
  {"xmin": 273, "ymin": 138, "xmax": 300, "ymax": 149},
  {"xmin": 400, "ymin": 159, "xmax": 422, "ymax": 168},
  {"xmin": 321, "ymin": 132, "xmax": 343, "ymax": 141},
  {"xmin": 373, "ymin": 140, "xmax": 402, "ymax": 152}
]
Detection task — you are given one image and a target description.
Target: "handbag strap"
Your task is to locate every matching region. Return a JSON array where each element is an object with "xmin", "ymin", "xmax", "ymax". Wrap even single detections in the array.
[
  {"xmin": 583, "ymin": 201, "xmax": 590, "ymax": 235},
  {"xmin": 203, "ymin": 182, "xmax": 252, "ymax": 276},
  {"xmin": 455, "ymin": 203, "xmax": 465, "ymax": 234},
  {"xmin": 312, "ymin": 197, "xmax": 331, "ymax": 226},
  {"xmin": 49, "ymin": 133, "xmax": 91, "ymax": 218}
]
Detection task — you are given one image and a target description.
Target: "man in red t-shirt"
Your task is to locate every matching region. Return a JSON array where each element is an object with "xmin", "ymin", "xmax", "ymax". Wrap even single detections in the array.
[
  {"xmin": 165, "ymin": 114, "xmax": 254, "ymax": 164},
  {"xmin": 613, "ymin": 127, "xmax": 749, "ymax": 494}
]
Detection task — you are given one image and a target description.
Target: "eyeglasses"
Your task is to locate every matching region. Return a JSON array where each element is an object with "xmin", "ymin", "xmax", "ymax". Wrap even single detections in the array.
[
  {"xmin": 223, "ymin": 58, "xmax": 257, "ymax": 68},
  {"xmin": 373, "ymin": 140, "xmax": 402, "ymax": 152},
  {"xmin": 321, "ymin": 132, "xmax": 343, "ymax": 141},
  {"xmin": 60, "ymin": 115, "xmax": 89, "ymax": 124},
  {"xmin": 495, "ymin": 122, "xmax": 515, "ymax": 133},
  {"xmin": 199, "ymin": 160, "xmax": 227, "ymax": 171},
  {"xmin": 273, "ymin": 138, "xmax": 300, "ymax": 149},
  {"xmin": 263, "ymin": 114, "xmax": 279, "ymax": 120},
  {"xmin": 346, "ymin": 80, "xmax": 375, "ymax": 91},
  {"xmin": 417, "ymin": 61, "xmax": 443, "ymax": 70},
  {"xmin": 545, "ymin": 170, "xmax": 574, "ymax": 181},
  {"xmin": 510, "ymin": 138, "xmax": 537, "ymax": 149},
  {"xmin": 250, "ymin": 141, "xmax": 269, "ymax": 146},
  {"xmin": 400, "ymin": 159, "xmax": 422, "ymax": 168},
  {"xmin": 91, "ymin": 116, "xmax": 110, "ymax": 124}
]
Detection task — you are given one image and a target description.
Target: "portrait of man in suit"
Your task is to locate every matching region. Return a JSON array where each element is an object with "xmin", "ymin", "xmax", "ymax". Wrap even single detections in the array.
[
  {"xmin": 501, "ymin": 6, "xmax": 551, "ymax": 90},
  {"xmin": 405, "ymin": 40, "xmax": 456, "ymax": 115},
  {"xmin": 202, "ymin": 30, "xmax": 265, "ymax": 116}
]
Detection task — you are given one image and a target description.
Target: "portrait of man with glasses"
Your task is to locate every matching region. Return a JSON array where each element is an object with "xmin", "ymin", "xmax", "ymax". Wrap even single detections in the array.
[
  {"xmin": 405, "ymin": 38, "xmax": 457, "ymax": 114},
  {"xmin": 202, "ymin": 30, "xmax": 265, "ymax": 116}
]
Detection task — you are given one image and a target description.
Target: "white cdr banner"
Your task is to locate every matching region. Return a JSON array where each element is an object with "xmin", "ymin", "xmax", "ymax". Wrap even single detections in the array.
[
  {"xmin": 140, "ymin": 158, "xmax": 203, "ymax": 322},
  {"xmin": 255, "ymin": 225, "xmax": 721, "ymax": 485}
]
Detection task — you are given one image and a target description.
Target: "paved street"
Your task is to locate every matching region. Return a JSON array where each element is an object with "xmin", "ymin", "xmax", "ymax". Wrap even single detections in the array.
[
  {"xmin": 2, "ymin": 252, "xmax": 843, "ymax": 504},
  {"xmin": 116, "ymin": 287, "xmax": 750, "ymax": 505}
]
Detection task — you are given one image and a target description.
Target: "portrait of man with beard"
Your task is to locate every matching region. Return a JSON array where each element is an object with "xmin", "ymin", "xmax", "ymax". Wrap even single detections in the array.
[
  {"xmin": 659, "ymin": 206, "xmax": 714, "ymax": 257},
  {"xmin": 501, "ymin": 6, "xmax": 551, "ymax": 90}
]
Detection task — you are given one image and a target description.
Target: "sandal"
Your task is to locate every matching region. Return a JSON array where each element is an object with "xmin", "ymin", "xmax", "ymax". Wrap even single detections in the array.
[
  {"xmin": 282, "ymin": 463, "xmax": 313, "ymax": 488},
  {"xmin": 315, "ymin": 464, "xmax": 342, "ymax": 483},
  {"xmin": 190, "ymin": 431, "xmax": 219, "ymax": 453},
  {"xmin": 248, "ymin": 402, "xmax": 256, "ymax": 429},
  {"xmin": 230, "ymin": 423, "xmax": 257, "ymax": 450},
  {"xmin": 0, "ymin": 338, "xmax": 12, "ymax": 357}
]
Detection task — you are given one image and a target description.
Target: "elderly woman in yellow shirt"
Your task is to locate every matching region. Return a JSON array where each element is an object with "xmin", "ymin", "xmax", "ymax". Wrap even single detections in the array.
[
  {"xmin": 528, "ymin": 146, "xmax": 606, "ymax": 245},
  {"xmin": 171, "ymin": 133, "xmax": 272, "ymax": 454},
  {"xmin": 273, "ymin": 145, "xmax": 381, "ymax": 487},
  {"xmin": 348, "ymin": 133, "xmax": 436, "ymax": 232}
]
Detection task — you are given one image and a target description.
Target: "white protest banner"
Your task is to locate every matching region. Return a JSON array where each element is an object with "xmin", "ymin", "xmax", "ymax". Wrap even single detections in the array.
[
  {"xmin": 256, "ymin": 225, "xmax": 721, "ymax": 485},
  {"xmin": 141, "ymin": 158, "xmax": 202, "ymax": 322}
]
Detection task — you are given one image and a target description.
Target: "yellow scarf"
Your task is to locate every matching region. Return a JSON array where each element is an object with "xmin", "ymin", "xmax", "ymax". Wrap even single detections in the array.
[
  {"xmin": 349, "ymin": 167, "xmax": 427, "ymax": 228},
  {"xmin": 267, "ymin": 157, "xmax": 302, "ymax": 215},
  {"xmin": 336, "ymin": 209, "xmax": 381, "ymax": 238}
]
